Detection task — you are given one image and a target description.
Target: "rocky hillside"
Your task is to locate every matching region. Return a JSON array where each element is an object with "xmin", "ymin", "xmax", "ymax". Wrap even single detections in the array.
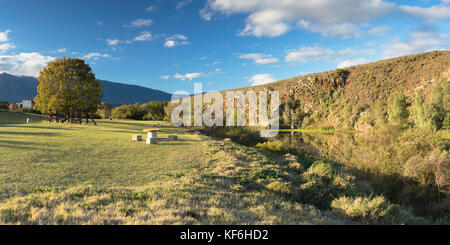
[{"xmin": 227, "ymin": 51, "xmax": 450, "ymax": 130}]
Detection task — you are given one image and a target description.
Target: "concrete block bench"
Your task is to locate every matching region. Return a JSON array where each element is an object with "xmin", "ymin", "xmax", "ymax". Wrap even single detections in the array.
[
  {"xmin": 168, "ymin": 135, "xmax": 178, "ymax": 141},
  {"xmin": 132, "ymin": 135, "xmax": 143, "ymax": 141},
  {"xmin": 143, "ymin": 129, "xmax": 160, "ymax": 144}
]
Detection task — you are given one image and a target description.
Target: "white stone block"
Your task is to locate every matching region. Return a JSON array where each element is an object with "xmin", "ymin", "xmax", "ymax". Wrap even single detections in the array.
[
  {"xmin": 132, "ymin": 135, "xmax": 142, "ymax": 141},
  {"xmin": 147, "ymin": 131, "xmax": 158, "ymax": 139},
  {"xmin": 146, "ymin": 137, "xmax": 158, "ymax": 144}
]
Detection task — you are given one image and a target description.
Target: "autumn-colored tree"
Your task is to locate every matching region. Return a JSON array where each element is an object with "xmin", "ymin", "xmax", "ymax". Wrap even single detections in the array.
[{"xmin": 34, "ymin": 57, "xmax": 103, "ymax": 123}]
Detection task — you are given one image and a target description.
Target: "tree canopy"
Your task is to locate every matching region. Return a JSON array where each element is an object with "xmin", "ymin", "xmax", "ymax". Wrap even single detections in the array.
[
  {"xmin": 387, "ymin": 89, "xmax": 409, "ymax": 127},
  {"xmin": 34, "ymin": 57, "xmax": 103, "ymax": 122}
]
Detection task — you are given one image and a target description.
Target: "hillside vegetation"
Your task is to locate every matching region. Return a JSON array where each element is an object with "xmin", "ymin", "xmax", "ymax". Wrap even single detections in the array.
[
  {"xmin": 226, "ymin": 51, "xmax": 449, "ymax": 130},
  {"xmin": 178, "ymin": 51, "xmax": 449, "ymax": 223}
]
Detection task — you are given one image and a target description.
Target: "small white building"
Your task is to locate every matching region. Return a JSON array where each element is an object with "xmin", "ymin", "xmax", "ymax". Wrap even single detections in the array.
[{"xmin": 16, "ymin": 99, "xmax": 33, "ymax": 109}]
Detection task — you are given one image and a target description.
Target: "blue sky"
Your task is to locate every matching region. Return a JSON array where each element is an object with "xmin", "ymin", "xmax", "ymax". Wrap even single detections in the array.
[{"xmin": 0, "ymin": 0, "xmax": 449, "ymax": 93}]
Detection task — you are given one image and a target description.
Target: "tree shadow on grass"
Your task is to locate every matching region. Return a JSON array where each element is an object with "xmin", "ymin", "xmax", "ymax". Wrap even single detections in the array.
[
  {"xmin": 0, "ymin": 125, "xmax": 73, "ymax": 131},
  {"xmin": 0, "ymin": 143, "xmax": 39, "ymax": 150},
  {"xmin": 0, "ymin": 131, "xmax": 60, "ymax": 137}
]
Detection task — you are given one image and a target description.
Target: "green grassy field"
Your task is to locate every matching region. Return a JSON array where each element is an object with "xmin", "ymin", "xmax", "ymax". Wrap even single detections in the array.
[{"xmin": 0, "ymin": 111, "xmax": 346, "ymax": 225}]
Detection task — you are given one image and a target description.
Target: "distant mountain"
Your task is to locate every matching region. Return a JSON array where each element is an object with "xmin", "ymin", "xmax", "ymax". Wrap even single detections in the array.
[{"xmin": 0, "ymin": 73, "xmax": 171, "ymax": 105}]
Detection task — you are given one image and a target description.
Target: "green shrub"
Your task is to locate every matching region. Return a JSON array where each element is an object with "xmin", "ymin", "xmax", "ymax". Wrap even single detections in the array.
[
  {"xmin": 266, "ymin": 181, "xmax": 294, "ymax": 196},
  {"xmin": 334, "ymin": 69, "xmax": 349, "ymax": 80},
  {"xmin": 288, "ymin": 161, "xmax": 304, "ymax": 172},
  {"xmin": 299, "ymin": 161, "xmax": 370, "ymax": 209},
  {"xmin": 0, "ymin": 102, "xmax": 8, "ymax": 110},
  {"xmin": 97, "ymin": 102, "xmax": 112, "ymax": 119},
  {"xmin": 256, "ymin": 141, "xmax": 298, "ymax": 155},
  {"xmin": 387, "ymin": 89, "xmax": 409, "ymax": 127},
  {"xmin": 443, "ymin": 112, "xmax": 450, "ymax": 130},
  {"xmin": 331, "ymin": 195, "xmax": 393, "ymax": 221},
  {"xmin": 411, "ymin": 95, "xmax": 439, "ymax": 131},
  {"xmin": 201, "ymin": 127, "xmax": 266, "ymax": 146},
  {"xmin": 111, "ymin": 104, "xmax": 146, "ymax": 120},
  {"xmin": 142, "ymin": 101, "xmax": 168, "ymax": 120},
  {"xmin": 303, "ymin": 161, "xmax": 337, "ymax": 180},
  {"xmin": 248, "ymin": 168, "xmax": 281, "ymax": 181}
]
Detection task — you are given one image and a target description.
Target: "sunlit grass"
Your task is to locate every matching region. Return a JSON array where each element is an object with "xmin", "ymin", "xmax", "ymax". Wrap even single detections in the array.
[
  {"xmin": 0, "ymin": 111, "xmax": 345, "ymax": 224},
  {"xmin": 0, "ymin": 115, "xmax": 204, "ymax": 200}
]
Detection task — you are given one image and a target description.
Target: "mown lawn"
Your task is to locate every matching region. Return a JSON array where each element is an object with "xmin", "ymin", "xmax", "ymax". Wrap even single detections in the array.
[
  {"xmin": 0, "ymin": 112, "xmax": 205, "ymax": 200},
  {"xmin": 0, "ymin": 111, "xmax": 345, "ymax": 225}
]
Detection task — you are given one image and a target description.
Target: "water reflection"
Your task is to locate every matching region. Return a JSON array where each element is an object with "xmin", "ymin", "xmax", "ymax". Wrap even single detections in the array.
[{"xmin": 271, "ymin": 131, "xmax": 359, "ymax": 164}]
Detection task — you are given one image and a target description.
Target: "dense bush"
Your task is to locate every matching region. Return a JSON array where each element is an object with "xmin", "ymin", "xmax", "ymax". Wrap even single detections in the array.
[
  {"xmin": 0, "ymin": 101, "xmax": 8, "ymax": 110},
  {"xmin": 110, "ymin": 101, "xmax": 168, "ymax": 120},
  {"xmin": 387, "ymin": 89, "xmax": 409, "ymax": 127},
  {"xmin": 200, "ymin": 126, "xmax": 267, "ymax": 146},
  {"xmin": 111, "ymin": 104, "xmax": 145, "ymax": 120},
  {"xmin": 298, "ymin": 161, "xmax": 366, "ymax": 209},
  {"xmin": 142, "ymin": 101, "xmax": 168, "ymax": 120},
  {"xmin": 97, "ymin": 102, "xmax": 112, "ymax": 119}
]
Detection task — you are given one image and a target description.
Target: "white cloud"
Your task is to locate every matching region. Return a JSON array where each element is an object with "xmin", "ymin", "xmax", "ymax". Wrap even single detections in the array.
[
  {"xmin": 285, "ymin": 46, "xmax": 334, "ymax": 63},
  {"xmin": 164, "ymin": 40, "xmax": 176, "ymax": 48},
  {"xmin": 201, "ymin": 0, "xmax": 395, "ymax": 38},
  {"xmin": 299, "ymin": 21, "xmax": 362, "ymax": 38},
  {"xmin": 168, "ymin": 34, "xmax": 188, "ymax": 40},
  {"xmin": 174, "ymin": 72, "xmax": 204, "ymax": 81},
  {"xmin": 205, "ymin": 61, "xmax": 223, "ymax": 66},
  {"xmin": 106, "ymin": 39, "xmax": 119, "ymax": 46},
  {"xmin": 133, "ymin": 31, "xmax": 152, "ymax": 41},
  {"xmin": 161, "ymin": 75, "xmax": 170, "ymax": 80},
  {"xmin": 208, "ymin": 68, "xmax": 223, "ymax": 75},
  {"xmin": 337, "ymin": 58, "xmax": 368, "ymax": 68},
  {"xmin": 0, "ymin": 29, "xmax": 11, "ymax": 42},
  {"xmin": 164, "ymin": 34, "xmax": 189, "ymax": 48},
  {"xmin": 82, "ymin": 52, "xmax": 111, "ymax": 60},
  {"xmin": 238, "ymin": 53, "xmax": 279, "ymax": 64},
  {"xmin": 57, "ymin": 48, "xmax": 67, "ymax": 53},
  {"xmin": 145, "ymin": 6, "xmax": 156, "ymax": 12},
  {"xmin": 125, "ymin": 18, "xmax": 153, "ymax": 28},
  {"xmin": 176, "ymin": 0, "xmax": 192, "ymax": 10},
  {"xmin": 368, "ymin": 26, "xmax": 390, "ymax": 35},
  {"xmin": 247, "ymin": 74, "xmax": 275, "ymax": 86},
  {"xmin": 200, "ymin": 7, "xmax": 212, "ymax": 21},
  {"xmin": 95, "ymin": 21, "xmax": 103, "ymax": 26},
  {"xmin": 382, "ymin": 31, "xmax": 450, "ymax": 58},
  {"xmin": 285, "ymin": 46, "xmax": 373, "ymax": 63},
  {"xmin": 399, "ymin": 4, "xmax": 450, "ymax": 20},
  {"xmin": 0, "ymin": 52, "xmax": 55, "ymax": 77},
  {"xmin": 0, "ymin": 43, "xmax": 15, "ymax": 53}
]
